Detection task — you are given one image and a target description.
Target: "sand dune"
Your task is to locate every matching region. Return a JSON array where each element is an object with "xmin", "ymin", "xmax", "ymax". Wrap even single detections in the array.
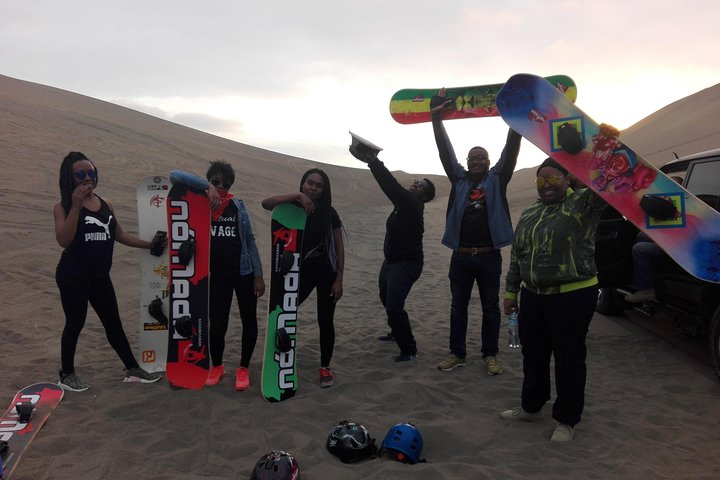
[{"xmin": 1, "ymin": 75, "xmax": 719, "ymax": 479}]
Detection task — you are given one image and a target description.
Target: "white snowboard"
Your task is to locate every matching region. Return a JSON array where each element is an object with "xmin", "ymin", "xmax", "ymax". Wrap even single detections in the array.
[{"xmin": 136, "ymin": 176, "xmax": 171, "ymax": 373}]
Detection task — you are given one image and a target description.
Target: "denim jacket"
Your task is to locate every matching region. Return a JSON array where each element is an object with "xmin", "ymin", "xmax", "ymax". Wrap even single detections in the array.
[
  {"xmin": 432, "ymin": 117, "xmax": 521, "ymax": 250},
  {"xmin": 169, "ymin": 170, "xmax": 263, "ymax": 277}
]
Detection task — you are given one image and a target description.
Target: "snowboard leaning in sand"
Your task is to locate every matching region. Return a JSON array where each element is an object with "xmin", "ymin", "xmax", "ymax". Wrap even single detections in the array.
[
  {"xmin": 0, "ymin": 383, "xmax": 64, "ymax": 479},
  {"xmin": 166, "ymin": 182, "xmax": 211, "ymax": 389},
  {"xmin": 496, "ymin": 73, "xmax": 720, "ymax": 283},
  {"xmin": 260, "ymin": 203, "xmax": 306, "ymax": 402},
  {"xmin": 136, "ymin": 176, "xmax": 171, "ymax": 373},
  {"xmin": 389, "ymin": 74, "xmax": 576, "ymax": 124}
]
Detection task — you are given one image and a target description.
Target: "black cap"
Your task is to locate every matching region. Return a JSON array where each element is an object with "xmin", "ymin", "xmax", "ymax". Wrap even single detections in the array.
[{"xmin": 536, "ymin": 157, "xmax": 568, "ymax": 176}]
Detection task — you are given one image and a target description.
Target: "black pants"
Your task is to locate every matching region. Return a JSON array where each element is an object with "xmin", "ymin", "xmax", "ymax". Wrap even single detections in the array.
[
  {"xmin": 298, "ymin": 255, "xmax": 337, "ymax": 367},
  {"xmin": 378, "ymin": 259, "xmax": 422, "ymax": 356},
  {"xmin": 518, "ymin": 286, "xmax": 597, "ymax": 427},
  {"xmin": 56, "ymin": 273, "xmax": 138, "ymax": 373},
  {"xmin": 208, "ymin": 273, "xmax": 258, "ymax": 368}
]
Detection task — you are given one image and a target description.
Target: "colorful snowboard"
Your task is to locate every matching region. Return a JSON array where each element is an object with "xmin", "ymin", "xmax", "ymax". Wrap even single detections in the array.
[
  {"xmin": 166, "ymin": 183, "xmax": 211, "ymax": 389},
  {"xmin": 260, "ymin": 203, "xmax": 306, "ymax": 402},
  {"xmin": 1, "ymin": 383, "xmax": 63, "ymax": 479},
  {"xmin": 136, "ymin": 176, "xmax": 171, "ymax": 373},
  {"xmin": 389, "ymin": 74, "xmax": 576, "ymax": 124},
  {"xmin": 496, "ymin": 73, "xmax": 720, "ymax": 283}
]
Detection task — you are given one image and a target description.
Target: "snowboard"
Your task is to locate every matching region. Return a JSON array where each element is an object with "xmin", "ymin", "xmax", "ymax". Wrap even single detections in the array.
[
  {"xmin": 136, "ymin": 176, "xmax": 171, "ymax": 373},
  {"xmin": 496, "ymin": 73, "xmax": 720, "ymax": 283},
  {"xmin": 389, "ymin": 74, "xmax": 576, "ymax": 125},
  {"xmin": 260, "ymin": 203, "xmax": 306, "ymax": 402},
  {"xmin": 1, "ymin": 383, "xmax": 64, "ymax": 479},
  {"xmin": 166, "ymin": 183, "xmax": 211, "ymax": 389}
]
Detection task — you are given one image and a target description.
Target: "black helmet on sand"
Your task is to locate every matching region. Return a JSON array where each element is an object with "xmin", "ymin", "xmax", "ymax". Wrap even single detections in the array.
[
  {"xmin": 326, "ymin": 420, "xmax": 378, "ymax": 463},
  {"xmin": 250, "ymin": 451, "xmax": 300, "ymax": 480}
]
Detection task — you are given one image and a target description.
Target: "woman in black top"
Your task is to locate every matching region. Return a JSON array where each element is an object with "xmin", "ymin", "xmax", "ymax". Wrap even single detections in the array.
[
  {"xmin": 53, "ymin": 152, "xmax": 161, "ymax": 392},
  {"xmin": 262, "ymin": 168, "xmax": 345, "ymax": 388}
]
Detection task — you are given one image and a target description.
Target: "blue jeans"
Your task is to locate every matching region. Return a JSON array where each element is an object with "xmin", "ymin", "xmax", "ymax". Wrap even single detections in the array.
[
  {"xmin": 448, "ymin": 250, "xmax": 502, "ymax": 358},
  {"xmin": 632, "ymin": 239, "xmax": 665, "ymax": 290},
  {"xmin": 379, "ymin": 259, "xmax": 422, "ymax": 355}
]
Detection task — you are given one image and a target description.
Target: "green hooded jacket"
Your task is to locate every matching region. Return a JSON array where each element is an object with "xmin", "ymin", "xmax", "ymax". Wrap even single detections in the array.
[{"xmin": 505, "ymin": 187, "xmax": 607, "ymax": 297}]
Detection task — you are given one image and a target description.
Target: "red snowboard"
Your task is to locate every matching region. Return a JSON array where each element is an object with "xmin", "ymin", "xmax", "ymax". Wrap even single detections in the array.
[
  {"xmin": 1, "ymin": 383, "xmax": 64, "ymax": 479},
  {"xmin": 166, "ymin": 183, "xmax": 211, "ymax": 389}
]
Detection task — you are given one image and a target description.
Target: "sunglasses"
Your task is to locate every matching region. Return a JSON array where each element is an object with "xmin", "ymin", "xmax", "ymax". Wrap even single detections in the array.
[
  {"xmin": 535, "ymin": 175, "xmax": 565, "ymax": 188},
  {"xmin": 210, "ymin": 179, "xmax": 231, "ymax": 190},
  {"xmin": 74, "ymin": 170, "xmax": 97, "ymax": 181}
]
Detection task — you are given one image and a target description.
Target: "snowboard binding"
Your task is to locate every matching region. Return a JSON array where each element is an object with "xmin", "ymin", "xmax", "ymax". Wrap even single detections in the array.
[
  {"xmin": 557, "ymin": 122, "xmax": 584, "ymax": 154},
  {"xmin": 150, "ymin": 230, "xmax": 167, "ymax": 256},
  {"xmin": 148, "ymin": 298, "xmax": 168, "ymax": 324},
  {"xmin": 277, "ymin": 251, "xmax": 296, "ymax": 276},
  {"xmin": 174, "ymin": 315, "xmax": 195, "ymax": 338},
  {"xmin": 14, "ymin": 402, "xmax": 34, "ymax": 424},
  {"xmin": 177, "ymin": 237, "xmax": 195, "ymax": 265},
  {"xmin": 275, "ymin": 327, "xmax": 293, "ymax": 353}
]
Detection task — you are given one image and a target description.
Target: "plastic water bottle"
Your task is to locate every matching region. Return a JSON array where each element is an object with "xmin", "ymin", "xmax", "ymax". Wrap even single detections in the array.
[{"xmin": 508, "ymin": 309, "xmax": 520, "ymax": 349}]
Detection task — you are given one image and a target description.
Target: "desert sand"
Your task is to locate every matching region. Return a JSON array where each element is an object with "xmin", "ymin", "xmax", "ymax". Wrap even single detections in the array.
[{"xmin": 1, "ymin": 74, "xmax": 720, "ymax": 479}]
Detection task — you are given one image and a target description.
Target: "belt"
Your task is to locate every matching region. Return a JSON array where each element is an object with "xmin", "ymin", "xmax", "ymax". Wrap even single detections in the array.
[{"xmin": 455, "ymin": 246, "xmax": 496, "ymax": 255}]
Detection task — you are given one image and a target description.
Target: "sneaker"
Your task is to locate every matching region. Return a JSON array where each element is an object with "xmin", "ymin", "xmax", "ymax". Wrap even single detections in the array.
[
  {"xmin": 483, "ymin": 355, "xmax": 503, "ymax": 375},
  {"xmin": 378, "ymin": 332, "xmax": 395, "ymax": 341},
  {"xmin": 205, "ymin": 365, "xmax": 225, "ymax": 386},
  {"xmin": 393, "ymin": 353, "xmax": 417, "ymax": 362},
  {"xmin": 625, "ymin": 289, "xmax": 656, "ymax": 303},
  {"xmin": 58, "ymin": 372, "xmax": 92, "ymax": 392},
  {"xmin": 499, "ymin": 407, "xmax": 543, "ymax": 422},
  {"xmin": 551, "ymin": 423, "xmax": 575, "ymax": 442},
  {"xmin": 437, "ymin": 354, "xmax": 466, "ymax": 371},
  {"xmin": 319, "ymin": 367, "xmax": 335, "ymax": 388},
  {"xmin": 235, "ymin": 367, "xmax": 250, "ymax": 391},
  {"xmin": 124, "ymin": 367, "xmax": 161, "ymax": 384}
]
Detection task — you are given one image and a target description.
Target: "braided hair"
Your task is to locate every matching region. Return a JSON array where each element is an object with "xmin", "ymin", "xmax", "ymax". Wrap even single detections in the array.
[{"xmin": 59, "ymin": 151, "xmax": 98, "ymax": 215}]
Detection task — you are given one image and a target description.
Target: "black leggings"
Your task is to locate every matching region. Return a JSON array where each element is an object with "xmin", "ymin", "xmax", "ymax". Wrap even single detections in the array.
[
  {"xmin": 208, "ymin": 273, "xmax": 258, "ymax": 367},
  {"xmin": 298, "ymin": 256, "xmax": 337, "ymax": 368},
  {"xmin": 56, "ymin": 273, "xmax": 138, "ymax": 373}
]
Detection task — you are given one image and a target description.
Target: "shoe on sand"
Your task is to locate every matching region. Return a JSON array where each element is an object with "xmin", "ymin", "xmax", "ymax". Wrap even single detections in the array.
[
  {"xmin": 499, "ymin": 407, "xmax": 543, "ymax": 422},
  {"xmin": 551, "ymin": 423, "xmax": 575, "ymax": 442}
]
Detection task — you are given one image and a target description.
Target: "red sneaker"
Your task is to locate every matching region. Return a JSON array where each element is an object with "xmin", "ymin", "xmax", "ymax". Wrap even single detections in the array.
[
  {"xmin": 319, "ymin": 367, "xmax": 334, "ymax": 388},
  {"xmin": 206, "ymin": 365, "xmax": 225, "ymax": 386},
  {"xmin": 235, "ymin": 367, "xmax": 250, "ymax": 391}
]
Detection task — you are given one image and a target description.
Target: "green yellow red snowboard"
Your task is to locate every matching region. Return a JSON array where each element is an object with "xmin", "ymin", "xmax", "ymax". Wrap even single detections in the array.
[
  {"xmin": 1, "ymin": 383, "xmax": 63, "ymax": 479},
  {"xmin": 496, "ymin": 73, "xmax": 720, "ymax": 283},
  {"xmin": 389, "ymin": 74, "xmax": 576, "ymax": 124},
  {"xmin": 260, "ymin": 203, "xmax": 306, "ymax": 402}
]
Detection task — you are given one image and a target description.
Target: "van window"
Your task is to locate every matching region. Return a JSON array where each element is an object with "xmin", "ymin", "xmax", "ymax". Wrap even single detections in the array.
[{"xmin": 685, "ymin": 158, "xmax": 720, "ymax": 210}]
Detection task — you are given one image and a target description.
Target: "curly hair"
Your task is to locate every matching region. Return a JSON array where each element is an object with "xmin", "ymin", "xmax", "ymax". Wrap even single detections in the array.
[
  {"xmin": 59, "ymin": 151, "xmax": 98, "ymax": 215},
  {"xmin": 205, "ymin": 160, "xmax": 235, "ymax": 186}
]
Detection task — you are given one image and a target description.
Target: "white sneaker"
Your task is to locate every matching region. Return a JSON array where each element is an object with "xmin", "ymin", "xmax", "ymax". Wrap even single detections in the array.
[
  {"xmin": 625, "ymin": 289, "xmax": 656, "ymax": 303},
  {"xmin": 551, "ymin": 423, "xmax": 575, "ymax": 442},
  {"xmin": 498, "ymin": 407, "xmax": 543, "ymax": 422}
]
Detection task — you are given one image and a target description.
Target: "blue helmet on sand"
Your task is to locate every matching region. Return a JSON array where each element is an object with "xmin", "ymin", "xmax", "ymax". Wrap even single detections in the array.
[{"xmin": 381, "ymin": 423, "xmax": 424, "ymax": 464}]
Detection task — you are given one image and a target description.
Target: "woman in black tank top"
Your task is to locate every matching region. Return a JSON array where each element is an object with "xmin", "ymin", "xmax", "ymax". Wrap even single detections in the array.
[{"xmin": 53, "ymin": 152, "xmax": 162, "ymax": 392}]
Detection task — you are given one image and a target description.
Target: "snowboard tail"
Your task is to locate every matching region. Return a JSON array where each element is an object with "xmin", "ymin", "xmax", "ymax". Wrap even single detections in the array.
[
  {"xmin": 260, "ymin": 203, "xmax": 306, "ymax": 402},
  {"xmin": 390, "ymin": 74, "xmax": 576, "ymax": 124},
  {"xmin": 166, "ymin": 183, "xmax": 211, "ymax": 389},
  {"xmin": 496, "ymin": 73, "xmax": 720, "ymax": 283}
]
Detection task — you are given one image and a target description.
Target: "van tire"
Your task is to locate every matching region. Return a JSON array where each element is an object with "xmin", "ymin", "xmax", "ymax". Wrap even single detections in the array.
[{"xmin": 710, "ymin": 306, "xmax": 720, "ymax": 383}]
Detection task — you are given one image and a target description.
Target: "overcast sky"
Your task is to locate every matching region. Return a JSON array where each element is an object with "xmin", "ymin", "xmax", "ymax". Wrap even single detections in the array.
[{"xmin": 3, "ymin": 0, "xmax": 719, "ymax": 175}]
